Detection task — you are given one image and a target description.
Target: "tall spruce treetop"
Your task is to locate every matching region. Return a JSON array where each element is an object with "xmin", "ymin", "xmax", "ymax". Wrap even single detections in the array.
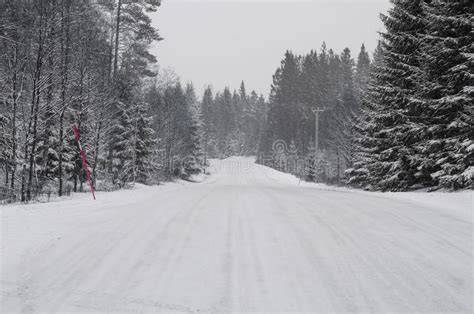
[
  {"xmin": 354, "ymin": 43, "xmax": 371, "ymax": 103},
  {"xmin": 301, "ymin": 50, "xmax": 320, "ymax": 112},
  {"xmin": 201, "ymin": 86, "xmax": 214, "ymax": 133}
]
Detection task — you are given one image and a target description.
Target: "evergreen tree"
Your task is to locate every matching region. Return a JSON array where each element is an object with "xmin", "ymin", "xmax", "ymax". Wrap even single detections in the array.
[
  {"xmin": 349, "ymin": 0, "xmax": 426, "ymax": 191},
  {"xmin": 354, "ymin": 43, "xmax": 371, "ymax": 104},
  {"xmin": 109, "ymin": 100, "xmax": 133, "ymax": 186},
  {"xmin": 268, "ymin": 51, "xmax": 302, "ymax": 146},
  {"xmin": 215, "ymin": 87, "xmax": 235, "ymax": 156},
  {"xmin": 327, "ymin": 48, "xmax": 357, "ymax": 183},
  {"xmin": 0, "ymin": 0, "xmax": 163, "ymax": 201},
  {"xmin": 183, "ymin": 83, "xmax": 204, "ymax": 177},
  {"xmin": 131, "ymin": 102, "xmax": 157, "ymax": 184},
  {"xmin": 411, "ymin": 0, "xmax": 473, "ymax": 189},
  {"xmin": 201, "ymin": 86, "xmax": 217, "ymax": 160}
]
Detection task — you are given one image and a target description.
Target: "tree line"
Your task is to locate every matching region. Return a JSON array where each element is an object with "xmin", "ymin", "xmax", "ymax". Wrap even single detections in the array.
[
  {"xmin": 200, "ymin": 82, "xmax": 267, "ymax": 158},
  {"xmin": 257, "ymin": 0, "xmax": 472, "ymax": 191},
  {"xmin": 349, "ymin": 0, "xmax": 472, "ymax": 191},
  {"xmin": 0, "ymin": 0, "xmax": 267, "ymax": 203},
  {"xmin": 257, "ymin": 43, "xmax": 369, "ymax": 184},
  {"xmin": 1, "ymin": 0, "xmax": 471, "ymax": 203},
  {"xmin": 0, "ymin": 0, "xmax": 164, "ymax": 202}
]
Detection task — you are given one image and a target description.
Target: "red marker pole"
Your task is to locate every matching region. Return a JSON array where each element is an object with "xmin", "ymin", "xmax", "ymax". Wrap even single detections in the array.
[{"xmin": 72, "ymin": 125, "xmax": 96, "ymax": 200}]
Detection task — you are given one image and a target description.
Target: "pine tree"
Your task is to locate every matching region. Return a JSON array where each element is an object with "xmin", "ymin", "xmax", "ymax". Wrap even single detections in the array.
[{"xmin": 109, "ymin": 0, "xmax": 162, "ymax": 80}]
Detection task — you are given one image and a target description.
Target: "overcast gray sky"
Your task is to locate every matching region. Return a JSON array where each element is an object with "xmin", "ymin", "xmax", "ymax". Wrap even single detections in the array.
[{"xmin": 150, "ymin": 0, "xmax": 391, "ymax": 98}]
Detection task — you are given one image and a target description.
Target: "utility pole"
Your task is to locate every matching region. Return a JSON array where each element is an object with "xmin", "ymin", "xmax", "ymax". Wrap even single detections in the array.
[{"xmin": 312, "ymin": 108, "xmax": 324, "ymax": 157}]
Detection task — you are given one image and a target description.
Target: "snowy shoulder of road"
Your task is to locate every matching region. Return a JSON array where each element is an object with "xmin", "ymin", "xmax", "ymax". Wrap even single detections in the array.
[
  {"xmin": 1, "ymin": 157, "xmax": 472, "ymax": 313},
  {"xmin": 213, "ymin": 156, "xmax": 472, "ymax": 216}
]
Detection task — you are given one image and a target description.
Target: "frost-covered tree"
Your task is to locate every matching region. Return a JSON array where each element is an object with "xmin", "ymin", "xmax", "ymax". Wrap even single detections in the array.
[
  {"xmin": 0, "ymin": 0, "xmax": 163, "ymax": 202},
  {"xmin": 349, "ymin": 0, "xmax": 426, "ymax": 191},
  {"xmin": 326, "ymin": 48, "xmax": 357, "ymax": 182},
  {"xmin": 183, "ymin": 83, "xmax": 204, "ymax": 177},
  {"xmin": 0, "ymin": 112, "xmax": 12, "ymax": 186},
  {"xmin": 411, "ymin": 0, "xmax": 474, "ymax": 189},
  {"xmin": 130, "ymin": 103, "xmax": 157, "ymax": 184}
]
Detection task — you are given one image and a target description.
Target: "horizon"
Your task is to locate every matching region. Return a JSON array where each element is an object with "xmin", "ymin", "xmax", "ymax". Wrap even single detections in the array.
[{"xmin": 151, "ymin": 0, "xmax": 391, "ymax": 98}]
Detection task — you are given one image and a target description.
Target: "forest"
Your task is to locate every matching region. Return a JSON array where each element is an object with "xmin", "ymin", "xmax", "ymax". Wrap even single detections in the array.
[
  {"xmin": 259, "ymin": 0, "xmax": 472, "ymax": 191},
  {"xmin": 0, "ymin": 0, "xmax": 472, "ymax": 204}
]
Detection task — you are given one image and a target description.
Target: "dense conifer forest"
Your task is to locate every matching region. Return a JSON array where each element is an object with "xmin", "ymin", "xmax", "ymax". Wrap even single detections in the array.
[
  {"xmin": 0, "ymin": 0, "xmax": 472, "ymax": 203},
  {"xmin": 258, "ymin": 0, "xmax": 473, "ymax": 191}
]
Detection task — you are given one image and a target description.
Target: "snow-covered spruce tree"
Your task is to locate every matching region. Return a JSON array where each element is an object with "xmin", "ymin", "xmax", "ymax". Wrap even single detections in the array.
[
  {"xmin": 327, "ymin": 48, "xmax": 357, "ymax": 183},
  {"xmin": 108, "ymin": 99, "xmax": 157, "ymax": 186},
  {"xmin": 243, "ymin": 90, "xmax": 257, "ymax": 155},
  {"xmin": 230, "ymin": 88, "xmax": 244, "ymax": 156},
  {"xmin": 160, "ymin": 82, "xmax": 194, "ymax": 179},
  {"xmin": 35, "ymin": 73, "xmax": 59, "ymax": 184},
  {"xmin": 348, "ymin": 0, "xmax": 426, "ymax": 191},
  {"xmin": 201, "ymin": 86, "xmax": 218, "ymax": 160},
  {"xmin": 410, "ymin": 0, "xmax": 473, "ymax": 190},
  {"xmin": 108, "ymin": 100, "xmax": 133, "ymax": 186},
  {"xmin": 108, "ymin": 76, "xmax": 142, "ymax": 186},
  {"xmin": 239, "ymin": 81, "xmax": 253, "ymax": 155},
  {"xmin": 130, "ymin": 102, "xmax": 157, "ymax": 184},
  {"xmin": 254, "ymin": 93, "xmax": 268, "ymax": 156},
  {"xmin": 347, "ymin": 42, "xmax": 384, "ymax": 188},
  {"xmin": 183, "ymin": 83, "xmax": 204, "ymax": 177},
  {"xmin": 214, "ymin": 88, "xmax": 236, "ymax": 156},
  {"xmin": 319, "ymin": 48, "xmax": 342, "ymax": 150}
]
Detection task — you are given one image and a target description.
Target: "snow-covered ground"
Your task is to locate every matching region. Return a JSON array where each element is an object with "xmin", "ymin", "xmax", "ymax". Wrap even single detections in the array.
[{"xmin": 1, "ymin": 157, "xmax": 472, "ymax": 313}]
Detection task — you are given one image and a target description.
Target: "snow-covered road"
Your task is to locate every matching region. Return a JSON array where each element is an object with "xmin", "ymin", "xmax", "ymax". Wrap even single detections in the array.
[{"xmin": 1, "ymin": 157, "xmax": 472, "ymax": 313}]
